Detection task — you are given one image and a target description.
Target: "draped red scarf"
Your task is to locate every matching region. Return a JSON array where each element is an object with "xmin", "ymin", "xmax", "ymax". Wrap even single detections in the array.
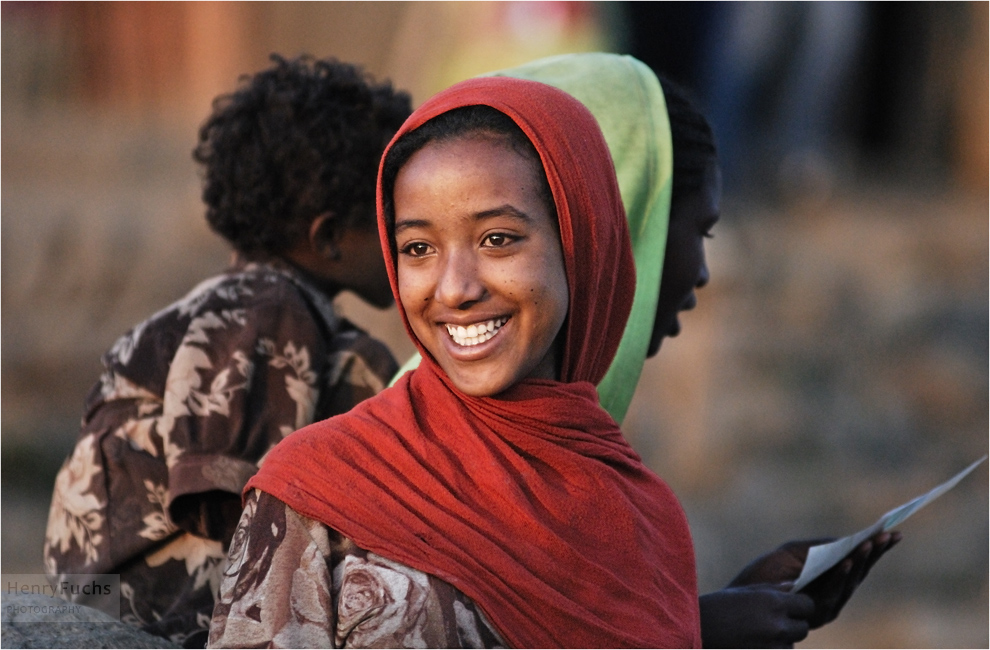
[{"xmin": 248, "ymin": 77, "xmax": 701, "ymax": 648}]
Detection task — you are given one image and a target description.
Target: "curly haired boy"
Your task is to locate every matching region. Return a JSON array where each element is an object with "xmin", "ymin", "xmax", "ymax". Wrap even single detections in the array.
[{"xmin": 44, "ymin": 55, "xmax": 411, "ymax": 647}]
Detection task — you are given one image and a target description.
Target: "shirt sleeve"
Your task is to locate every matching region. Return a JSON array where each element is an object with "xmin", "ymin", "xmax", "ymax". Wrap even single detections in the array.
[
  {"xmin": 160, "ymin": 275, "xmax": 396, "ymax": 540},
  {"xmin": 209, "ymin": 490, "xmax": 509, "ymax": 649},
  {"xmin": 208, "ymin": 489, "xmax": 337, "ymax": 648}
]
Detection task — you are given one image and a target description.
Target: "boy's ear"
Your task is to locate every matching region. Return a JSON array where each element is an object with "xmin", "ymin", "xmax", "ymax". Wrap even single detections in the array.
[{"xmin": 309, "ymin": 213, "xmax": 341, "ymax": 261}]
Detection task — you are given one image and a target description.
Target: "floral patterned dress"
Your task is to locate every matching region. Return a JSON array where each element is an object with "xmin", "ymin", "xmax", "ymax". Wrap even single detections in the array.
[
  {"xmin": 208, "ymin": 490, "xmax": 507, "ymax": 648},
  {"xmin": 43, "ymin": 259, "xmax": 398, "ymax": 647}
]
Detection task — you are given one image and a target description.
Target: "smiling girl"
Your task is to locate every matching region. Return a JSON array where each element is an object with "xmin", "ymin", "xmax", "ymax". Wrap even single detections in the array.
[
  {"xmin": 209, "ymin": 76, "xmax": 700, "ymax": 648},
  {"xmin": 389, "ymin": 119, "xmax": 569, "ymax": 397}
]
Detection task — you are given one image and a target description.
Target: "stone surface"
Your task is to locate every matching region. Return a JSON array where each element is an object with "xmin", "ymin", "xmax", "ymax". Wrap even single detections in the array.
[{"xmin": 1, "ymin": 593, "xmax": 178, "ymax": 649}]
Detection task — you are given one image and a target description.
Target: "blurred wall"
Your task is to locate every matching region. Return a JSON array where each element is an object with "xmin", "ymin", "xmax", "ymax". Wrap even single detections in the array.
[{"xmin": 2, "ymin": 3, "xmax": 987, "ymax": 648}]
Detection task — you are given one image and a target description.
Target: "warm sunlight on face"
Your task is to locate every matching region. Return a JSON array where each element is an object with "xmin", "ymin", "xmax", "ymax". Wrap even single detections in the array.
[{"xmin": 392, "ymin": 134, "xmax": 569, "ymax": 397}]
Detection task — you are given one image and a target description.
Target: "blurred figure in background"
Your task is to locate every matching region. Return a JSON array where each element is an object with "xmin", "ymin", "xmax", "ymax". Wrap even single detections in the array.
[
  {"xmin": 43, "ymin": 54, "xmax": 410, "ymax": 647},
  {"xmin": 702, "ymin": 2, "xmax": 866, "ymax": 198}
]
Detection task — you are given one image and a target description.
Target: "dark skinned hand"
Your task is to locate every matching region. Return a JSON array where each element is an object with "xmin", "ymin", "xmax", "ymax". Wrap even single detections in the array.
[
  {"xmin": 726, "ymin": 531, "xmax": 902, "ymax": 628},
  {"xmin": 699, "ymin": 584, "xmax": 814, "ymax": 648},
  {"xmin": 699, "ymin": 532, "xmax": 901, "ymax": 648}
]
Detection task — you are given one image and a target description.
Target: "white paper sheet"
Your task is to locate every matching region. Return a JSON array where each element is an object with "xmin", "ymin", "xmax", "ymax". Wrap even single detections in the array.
[{"xmin": 792, "ymin": 455, "xmax": 987, "ymax": 592}]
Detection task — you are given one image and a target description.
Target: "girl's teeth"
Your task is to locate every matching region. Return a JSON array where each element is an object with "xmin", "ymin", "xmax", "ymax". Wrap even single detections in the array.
[{"xmin": 446, "ymin": 317, "xmax": 507, "ymax": 347}]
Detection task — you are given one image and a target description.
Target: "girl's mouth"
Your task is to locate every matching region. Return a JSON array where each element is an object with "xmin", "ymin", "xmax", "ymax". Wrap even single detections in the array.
[{"xmin": 445, "ymin": 317, "xmax": 509, "ymax": 347}]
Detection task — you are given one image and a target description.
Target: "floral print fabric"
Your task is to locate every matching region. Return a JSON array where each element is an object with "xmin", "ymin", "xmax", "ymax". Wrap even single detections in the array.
[
  {"xmin": 43, "ymin": 260, "xmax": 397, "ymax": 647},
  {"xmin": 209, "ymin": 490, "xmax": 507, "ymax": 649}
]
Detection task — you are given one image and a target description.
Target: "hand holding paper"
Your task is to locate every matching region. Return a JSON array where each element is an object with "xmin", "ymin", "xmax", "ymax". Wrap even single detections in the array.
[
  {"xmin": 724, "ymin": 532, "xmax": 900, "ymax": 631},
  {"xmin": 700, "ymin": 455, "xmax": 982, "ymax": 646},
  {"xmin": 792, "ymin": 455, "xmax": 987, "ymax": 592}
]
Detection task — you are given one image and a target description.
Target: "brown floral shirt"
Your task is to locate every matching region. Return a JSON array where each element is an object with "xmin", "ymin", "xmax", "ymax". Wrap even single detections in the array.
[
  {"xmin": 43, "ymin": 259, "xmax": 398, "ymax": 648},
  {"xmin": 209, "ymin": 490, "xmax": 507, "ymax": 649}
]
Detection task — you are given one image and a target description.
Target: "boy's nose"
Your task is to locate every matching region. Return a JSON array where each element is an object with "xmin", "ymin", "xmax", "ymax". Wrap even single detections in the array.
[{"xmin": 697, "ymin": 260, "xmax": 710, "ymax": 288}]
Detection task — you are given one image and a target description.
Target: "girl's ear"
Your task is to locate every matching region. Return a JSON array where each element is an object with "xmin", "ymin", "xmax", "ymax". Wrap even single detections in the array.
[{"xmin": 309, "ymin": 213, "xmax": 341, "ymax": 261}]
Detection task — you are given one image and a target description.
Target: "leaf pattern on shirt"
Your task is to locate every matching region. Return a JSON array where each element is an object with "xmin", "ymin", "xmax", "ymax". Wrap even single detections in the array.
[
  {"xmin": 160, "ymin": 310, "xmax": 252, "ymax": 464},
  {"xmin": 120, "ymin": 581, "xmax": 159, "ymax": 628},
  {"xmin": 107, "ymin": 319, "xmax": 149, "ymax": 368},
  {"xmin": 114, "ymin": 417, "xmax": 160, "ymax": 457},
  {"xmin": 259, "ymin": 339, "xmax": 318, "ymax": 430},
  {"xmin": 175, "ymin": 274, "xmax": 246, "ymax": 318},
  {"xmin": 138, "ymin": 480, "xmax": 177, "ymax": 541},
  {"xmin": 45, "ymin": 434, "xmax": 105, "ymax": 565},
  {"xmin": 231, "ymin": 350, "xmax": 253, "ymax": 380},
  {"xmin": 44, "ymin": 261, "xmax": 399, "ymax": 644},
  {"xmin": 100, "ymin": 364, "xmax": 161, "ymax": 404},
  {"xmin": 327, "ymin": 348, "xmax": 389, "ymax": 394},
  {"xmin": 145, "ymin": 533, "xmax": 226, "ymax": 597}
]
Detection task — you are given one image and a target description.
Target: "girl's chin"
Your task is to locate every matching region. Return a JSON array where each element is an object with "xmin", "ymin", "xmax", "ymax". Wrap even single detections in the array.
[{"xmin": 445, "ymin": 371, "xmax": 512, "ymax": 398}]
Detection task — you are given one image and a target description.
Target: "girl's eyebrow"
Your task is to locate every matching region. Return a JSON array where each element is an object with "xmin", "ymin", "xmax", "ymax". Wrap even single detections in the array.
[
  {"xmin": 474, "ymin": 205, "xmax": 533, "ymax": 223},
  {"xmin": 394, "ymin": 218, "xmax": 430, "ymax": 235},
  {"xmin": 394, "ymin": 205, "xmax": 533, "ymax": 235}
]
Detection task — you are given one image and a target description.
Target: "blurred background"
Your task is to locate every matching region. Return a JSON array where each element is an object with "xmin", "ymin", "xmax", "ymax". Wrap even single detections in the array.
[{"xmin": 2, "ymin": 2, "xmax": 986, "ymax": 647}]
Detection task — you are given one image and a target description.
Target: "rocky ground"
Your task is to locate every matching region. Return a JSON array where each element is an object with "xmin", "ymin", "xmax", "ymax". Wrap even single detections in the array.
[{"xmin": 2, "ymin": 593, "xmax": 177, "ymax": 649}]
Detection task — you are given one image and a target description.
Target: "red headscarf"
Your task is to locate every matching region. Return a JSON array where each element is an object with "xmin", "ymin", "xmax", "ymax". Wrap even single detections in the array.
[{"xmin": 248, "ymin": 77, "xmax": 701, "ymax": 648}]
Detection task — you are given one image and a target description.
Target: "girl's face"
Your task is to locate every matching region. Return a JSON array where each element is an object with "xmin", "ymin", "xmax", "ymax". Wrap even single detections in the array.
[
  {"xmin": 392, "ymin": 134, "xmax": 569, "ymax": 397},
  {"xmin": 648, "ymin": 160, "xmax": 721, "ymax": 357}
]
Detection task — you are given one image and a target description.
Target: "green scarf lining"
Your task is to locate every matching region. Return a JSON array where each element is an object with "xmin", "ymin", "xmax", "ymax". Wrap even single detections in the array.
[{"xmin": 389, "ymin": 53, "xmax": 672, "ymax": 425}]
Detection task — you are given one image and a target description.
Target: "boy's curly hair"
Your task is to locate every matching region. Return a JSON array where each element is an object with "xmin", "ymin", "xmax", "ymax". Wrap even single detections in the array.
[{"xmin": 194, "ymin": 54, "xmax": 412, "ymax": 255}]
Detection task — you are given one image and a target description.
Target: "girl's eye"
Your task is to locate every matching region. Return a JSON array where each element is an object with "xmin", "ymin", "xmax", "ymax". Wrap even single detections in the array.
[
  {"xmin": 482, "ymin": 233, "xmax": 514, "ymax": 247},
  {"xmin": 703, "ymin": 231, "xmax": 715, "ymax": 240},
  {"xmin": 401, "ymin": 242, "xmax": 433, "ymax": 257}
]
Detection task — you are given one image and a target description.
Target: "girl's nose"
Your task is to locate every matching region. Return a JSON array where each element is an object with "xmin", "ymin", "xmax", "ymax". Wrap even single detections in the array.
[{"xmin": 436, "ymin": 250, "xmax": 485, "ymax": 309}]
